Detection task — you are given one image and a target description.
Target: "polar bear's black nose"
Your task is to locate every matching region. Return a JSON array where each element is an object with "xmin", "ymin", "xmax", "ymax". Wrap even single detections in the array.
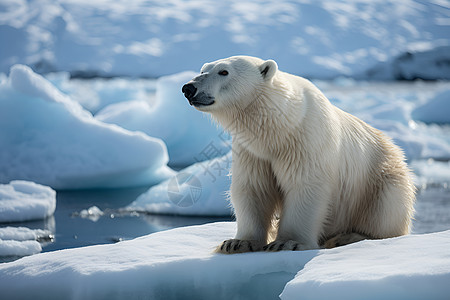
[{"xmin": 182, "ymin": 84, "xmax": 197, "ymax": 100}]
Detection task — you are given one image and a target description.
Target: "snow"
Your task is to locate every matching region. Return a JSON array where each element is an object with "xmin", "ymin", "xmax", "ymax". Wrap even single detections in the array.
[
  {"xmin": 0, "ymin": 0, "xmax": 449, "ymax": 80},
  {"xmin": 0, "ymin": 181, "xmax": 56, "ymax": 222},
  {"xmin": 0, "ymin": 65, "xmax": 174, "ymax": 189},
  {"xmin": 96, "ymin": 72, "xmax": 230, "ymax": 166},
  {"xmin": 126, "ymin": 152, "xmax": 232, "ymax": 216},
  {"xmin": 0, "ymin": 222, "xmax": 449, "ymax": 300},
  {"xmin": 280, "ymin": 230, "xmax": 450, "ymax": 300}
]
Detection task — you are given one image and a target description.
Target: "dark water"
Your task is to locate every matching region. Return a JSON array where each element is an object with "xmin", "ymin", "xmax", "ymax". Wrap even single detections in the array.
[
  {"xmin": 412, "ymin": 186, "xmax": 450, "ymax": 234},
  {"xmin": 1, "ymin": 185, "xmax": 449, "ymax": 263}
]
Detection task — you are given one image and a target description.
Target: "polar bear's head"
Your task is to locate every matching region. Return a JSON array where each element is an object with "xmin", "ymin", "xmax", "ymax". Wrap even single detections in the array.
[{"xmin": 182, "ymin": 56, "xmax": 278, "ymax": 112}]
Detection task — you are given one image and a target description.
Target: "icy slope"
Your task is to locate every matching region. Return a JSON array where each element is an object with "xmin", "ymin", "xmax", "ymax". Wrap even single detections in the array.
[{"xmin": 0, "ymin": 65, "xmax": 174, "ymax": 189}]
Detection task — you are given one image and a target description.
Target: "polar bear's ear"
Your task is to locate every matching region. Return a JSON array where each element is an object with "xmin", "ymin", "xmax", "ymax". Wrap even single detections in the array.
[{"xmin": 259, "ymin": 60, "xmax": 278, "ymax": 81}]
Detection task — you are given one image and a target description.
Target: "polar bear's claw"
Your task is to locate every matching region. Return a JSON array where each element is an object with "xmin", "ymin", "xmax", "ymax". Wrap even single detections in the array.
[
  {"xmin": 263, "ymin": 240, "xmax": 307, "ymax": 252},
  {"xmin": 215, "ymin": 239, "xmax": 264, "ymax": 254}
]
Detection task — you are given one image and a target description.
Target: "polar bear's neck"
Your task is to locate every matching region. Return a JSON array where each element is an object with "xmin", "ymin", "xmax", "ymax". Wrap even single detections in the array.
[{"xmin": 212, "ymin": 75, "xmax": 335, "ymax": 160}]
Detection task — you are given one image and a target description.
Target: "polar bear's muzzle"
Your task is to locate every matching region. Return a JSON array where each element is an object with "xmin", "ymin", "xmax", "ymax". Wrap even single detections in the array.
[{"xmin": 182, "ymin": 83, "xmax": 215, "ymax": 107}]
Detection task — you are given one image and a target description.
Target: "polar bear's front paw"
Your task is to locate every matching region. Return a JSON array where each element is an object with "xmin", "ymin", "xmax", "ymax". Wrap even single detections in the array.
[
  {"xmin": 263, "ymin": 240, "xmax": 308, "ymax": 252},
  {"xmin": 215, "ymin": 239, "xmax": 264, "ymax": 254}
]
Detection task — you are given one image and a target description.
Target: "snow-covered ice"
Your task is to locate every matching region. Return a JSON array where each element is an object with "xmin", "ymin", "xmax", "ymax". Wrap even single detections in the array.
[
  {"xmin": 0, "ymin": 180, "xmax": 56, "ymax": 222},
  {"xmin": 0, "ymin": 222, "xmax": 316, "ymax": 300},
  {"xmin": 0, "ymin": 227, "xmax": 52, "ymax": 258},
  {"xmin": 0, "ymin": 65, "xmax": 174, "ymax": 189},
  {"xmin": 97, "ymin": 72, "xmax": 230, "ymax": 166},
  {"xmin": 1, "ymin": 1, "xmax": 449, "ymax": 80},
  {"xmin": 0, "ymin": 222, "xmax": 449, "ymax": 300},
  {"xmin": 127, "ymin": 152, "xmax": 232, "ymax": 216},
  {"xmin": 281, "ymin": 230, "xmax": 450, "ymax": 300},
  {"xmin": 0, "ymin": 239, "xmax": 42, "ymax": 258},
  {"xmin": 0, "ymin": 180, "xmax": 55, "ymax": 259},
  {"xmin": 0, "ymin": 226, "xmax": 51, "ymax": 241}
]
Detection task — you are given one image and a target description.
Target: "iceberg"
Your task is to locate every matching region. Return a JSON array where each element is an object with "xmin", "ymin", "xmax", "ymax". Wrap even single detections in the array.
[
  {"xmin": 0, "ymin": 65, "xmax": 174, "ymax": 189},
  {"xmin": 0, "ymin": 227, "xmax": 52, "ymax": 258},
  {"xmin": 0, "ymin": 222, "xmax": 448, "ymax": 300},
  {"xmin": 0, "ymin": 180, "xmax": 56, "ymax": 259},
  {"xmin": 49, "ymin": 73, "xmax": 158, "ymax": 114},
  {"xmin": 127, "ymin": 152, "xmax": 232, "ymax": 216},
  {"xmin": 0, "ymin": 239, "xmax": 42, "ymax": 258},
  {"xmin": 0, "ymin": 180, "xmax": 55, "ymax": 222}
]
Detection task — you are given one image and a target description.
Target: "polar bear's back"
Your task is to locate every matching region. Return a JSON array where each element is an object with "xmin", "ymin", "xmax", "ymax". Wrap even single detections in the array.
[{"xmin": 326, "ymin": 109, "xmax": 415, "ymax": 239}]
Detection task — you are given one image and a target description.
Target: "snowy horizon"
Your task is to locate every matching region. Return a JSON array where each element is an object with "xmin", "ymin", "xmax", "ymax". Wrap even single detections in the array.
[{"xmin": 1, "ymin": 0, "xmax": 449, "ymax": 80}]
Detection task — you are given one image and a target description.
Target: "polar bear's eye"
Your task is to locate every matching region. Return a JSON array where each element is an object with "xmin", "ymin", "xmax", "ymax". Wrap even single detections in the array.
[{"xmin": 218, "ymin": 70, "xmax": 229, "ymax": 76}]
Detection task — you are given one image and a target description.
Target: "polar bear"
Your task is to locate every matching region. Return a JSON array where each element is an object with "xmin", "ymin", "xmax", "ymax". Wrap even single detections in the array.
[{"xmin": 182, "ymin": 56, "xmax": 416, "ymax": 253}]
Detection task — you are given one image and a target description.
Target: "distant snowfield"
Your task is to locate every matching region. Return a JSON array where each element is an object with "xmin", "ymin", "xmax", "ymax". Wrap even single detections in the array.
[
  {"xmin": 0, "ymin": 222, "xmax": 449, "ymax": 300},
  {"xmin": 0, "ymin": 0, "xmax": 449, "ymax": 79}
]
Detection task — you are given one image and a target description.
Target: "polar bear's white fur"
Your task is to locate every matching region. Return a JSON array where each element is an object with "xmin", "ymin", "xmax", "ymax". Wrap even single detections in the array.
[{"xmin": 182, "ymin": 56, "xmax": 416, "ymax": 253}]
